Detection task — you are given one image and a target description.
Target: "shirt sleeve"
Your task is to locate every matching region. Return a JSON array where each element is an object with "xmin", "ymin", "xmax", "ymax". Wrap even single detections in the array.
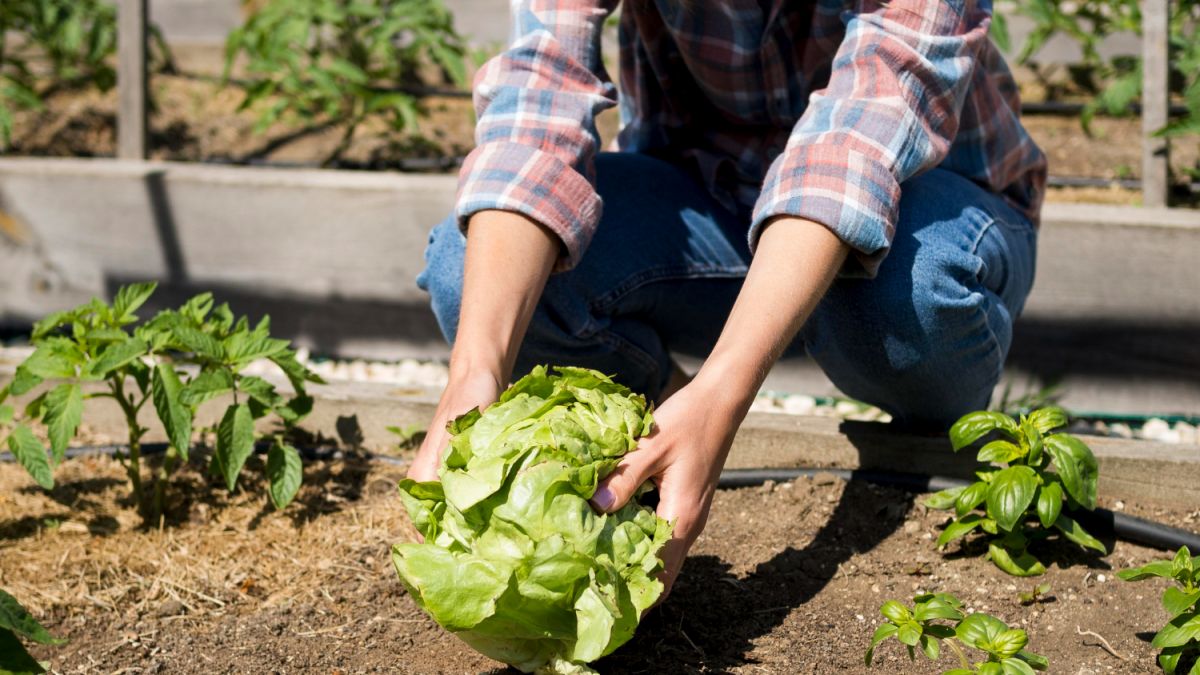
[
  {"xmin": 750, "ymin": 0, "xmax": 993, "ymax": 277},
  {"xmin": 455, "ymin": 0, "xmax": 619, "ymax": 272}
]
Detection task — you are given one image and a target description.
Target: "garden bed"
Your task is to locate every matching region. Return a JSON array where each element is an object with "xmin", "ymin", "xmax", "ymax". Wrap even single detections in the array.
[
  {"xmin": 6, "ymin": 71, "xmax": 1199, "ymax": 206},
  {"xmin": 4, "ymin": 450, "xmax": 1197, "ymax": 673}
]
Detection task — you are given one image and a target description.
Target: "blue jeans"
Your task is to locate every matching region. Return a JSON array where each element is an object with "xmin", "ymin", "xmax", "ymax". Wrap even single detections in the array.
[{"xmin": 417, "ymin": 152, "xmax": 1038, "ymax": 429}]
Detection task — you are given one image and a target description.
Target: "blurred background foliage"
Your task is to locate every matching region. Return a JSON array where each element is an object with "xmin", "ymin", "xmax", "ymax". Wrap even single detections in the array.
[{"xmin": 0, "ymin": 0, "xmax": 1196, "ymax": 157}]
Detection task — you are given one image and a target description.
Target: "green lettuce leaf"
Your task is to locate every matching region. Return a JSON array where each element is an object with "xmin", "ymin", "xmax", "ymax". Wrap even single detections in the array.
[{"xmin": 392, "ymin": 366, "xmax": 669, "ymax": 674}]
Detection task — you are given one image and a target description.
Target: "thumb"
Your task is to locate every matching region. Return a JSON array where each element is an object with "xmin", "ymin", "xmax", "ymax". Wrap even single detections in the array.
[{"xmin": 590, "ymin": 443, "xmax": 664, "ymax": 514}]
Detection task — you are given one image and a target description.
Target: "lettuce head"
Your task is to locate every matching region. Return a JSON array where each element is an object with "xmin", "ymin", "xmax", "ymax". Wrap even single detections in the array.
[{"xmin": 392, "ymin": 366, "xmax": 671, "ymax": 674}]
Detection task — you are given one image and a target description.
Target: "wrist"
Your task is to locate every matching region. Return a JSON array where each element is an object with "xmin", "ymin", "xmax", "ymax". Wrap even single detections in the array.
[
  {"xmin": 446, "ymin": 355, "xmax": 505, "ymax": 394},
  {"xmin": 689, "ymin": 358, "xmax": 759, "ymax": 420}
]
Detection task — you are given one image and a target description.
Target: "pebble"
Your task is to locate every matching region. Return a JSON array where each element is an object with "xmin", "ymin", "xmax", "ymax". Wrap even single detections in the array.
[
  {"xmin": 1175, "ymin": 422, "xmax": 1197, "ymax": 444},
  {"xmin": 1141, "ymin": 418, "xmax": 1171, "ymax": 441},
  {"xmin": 1109, "ymin": 423, "xmax": 1134, "ymax": 439},
  {"xmin": 782, "ymin": 395, "xmax": 816, "ymax": 415}
]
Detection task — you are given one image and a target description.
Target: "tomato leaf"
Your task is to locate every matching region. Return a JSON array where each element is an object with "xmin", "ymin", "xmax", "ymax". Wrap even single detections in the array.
[
  {"xmin": 8, "ymin": 426, "xmax": 53, "ymax": 490},
  {"xmin": 41, "ymin": 383, "xmax": 83, "ymax": 462},
  {"xmin": 214, "ymin": 403, "xmax": 256, "ymax": 492},
  {"xmin": 152, "ymin": 364, "xmax": 193, "ymax": 461},
  {"xmin": 267, "ymin": 441, "xmax": 303, "ymax": 509}
]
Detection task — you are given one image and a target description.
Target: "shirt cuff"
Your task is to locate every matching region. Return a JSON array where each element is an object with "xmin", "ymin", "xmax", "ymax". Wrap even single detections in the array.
[
  {"xmin": 750, "ymin": 144, "xmax": 900, "ymax": 278},
  {"xmin": 455, "ymin": 141, "xmax": 602, "ymax": 272}
]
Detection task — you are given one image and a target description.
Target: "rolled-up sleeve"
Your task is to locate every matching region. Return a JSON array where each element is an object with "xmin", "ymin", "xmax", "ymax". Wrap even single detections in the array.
[
  {"xmin": 455, "ymin": 0, "xmax": 618, "ymax": 272},
  {"xmin": 750, "ymin": 0, "xmax": 992, "ymax": 277}
]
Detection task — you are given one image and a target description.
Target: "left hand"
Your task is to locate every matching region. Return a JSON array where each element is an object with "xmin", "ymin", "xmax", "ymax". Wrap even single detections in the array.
[{"xmin": 588, "ymin": 376, "xmax": 746, "ymax": 598}]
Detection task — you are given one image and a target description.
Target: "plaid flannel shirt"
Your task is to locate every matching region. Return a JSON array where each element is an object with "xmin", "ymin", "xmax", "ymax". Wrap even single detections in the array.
[{"xmin": 454, "ymin": 0, "xmax": 1047, "ymax": 276}]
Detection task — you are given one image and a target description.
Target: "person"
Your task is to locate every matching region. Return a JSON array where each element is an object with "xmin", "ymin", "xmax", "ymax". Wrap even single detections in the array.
[{"xmin": 408, "ymin": 0, "xmax": 1046, "ymax": 594}]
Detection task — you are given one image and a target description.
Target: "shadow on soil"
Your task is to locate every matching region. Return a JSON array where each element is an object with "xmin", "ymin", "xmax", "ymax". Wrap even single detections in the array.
[{"xmin": 596, "ymin": 481, "xmax": 915, "ymax": 673}]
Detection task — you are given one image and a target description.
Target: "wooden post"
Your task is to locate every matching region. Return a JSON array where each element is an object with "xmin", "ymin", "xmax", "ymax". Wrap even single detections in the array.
[
  {"xmin": 117, "ymin": 0, "xmax": 148, "ymax": 160},
  {"xmin": 1141, "ymin": 0, "xmax": 1170, "ymax": 207}
]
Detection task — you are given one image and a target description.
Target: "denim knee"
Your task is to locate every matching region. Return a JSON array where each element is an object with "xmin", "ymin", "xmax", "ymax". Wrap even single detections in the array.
[{"xmin": 416, "ymin": 216, "xmax": 467, "ymax": 345}]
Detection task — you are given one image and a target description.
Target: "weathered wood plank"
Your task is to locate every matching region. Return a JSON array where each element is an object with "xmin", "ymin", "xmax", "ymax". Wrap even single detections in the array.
[
  {"xmin": 117, "ymin": 0, "xmax": 149, "ymax": 159},
  {"xmin": 1141, "ymin": 0, "xmax": 1170, "ymax": 207}
]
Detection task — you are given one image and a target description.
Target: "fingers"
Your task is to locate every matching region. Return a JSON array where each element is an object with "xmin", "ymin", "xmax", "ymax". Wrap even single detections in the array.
[
  {"xmin": 406, "ymin": 423, "xmax": 450, "ymax": 482},
  {"xmin": 653, "ymin": 476, "xmax": 714, "ymax": 598},
  {"xmin": 590, "ymin": 441, "xmax": 666, "ymax": 514}
]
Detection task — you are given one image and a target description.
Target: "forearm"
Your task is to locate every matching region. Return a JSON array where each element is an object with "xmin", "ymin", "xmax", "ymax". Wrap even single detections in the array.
[
  {"xmin": 450, "ymin": 209, "xmax": 560, "ymax": 386},
  {"xmin": 694, "ymin": 217, "xmax": 849, "ymax": 415}
]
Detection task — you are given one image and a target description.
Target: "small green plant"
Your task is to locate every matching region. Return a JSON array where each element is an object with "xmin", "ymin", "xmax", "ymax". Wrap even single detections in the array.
[
  {"xmin": 1016, "ymin": 583, "xmax": 1052, "ymax": 606},
  {"xmin": 865, "ymin": 592, "xmax": 1048, "ymax": 673},
  {"xmin": 926, "ymin": 407, "xmax": 1105, "ymax": 576},
  {"xmin": 0, "ymin": 589, "xmax": 64, "ymax": 674},
  {"xmin": 0, "ymin": 282, "xmax": 324, "ymax": 521},
  {"xmin": 386, "ymin": 422, "xmax": 425, "ymax": 450},
  {"xmin": 223, "ymin": 0, "xmax": 467, "ymax": 163},
  {"xmin": 1118, "ymin": 547, "xmax": 1200, "ymax": 673},
  {"xmin": 0, "ymin": 0, "xmax": 172, "ymax": 148}
]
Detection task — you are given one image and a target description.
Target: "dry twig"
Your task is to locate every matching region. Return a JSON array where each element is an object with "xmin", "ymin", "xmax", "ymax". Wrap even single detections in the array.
[{"xmin": 1076, "ymin": 625, "xmax": 1126, "ymax": 660}]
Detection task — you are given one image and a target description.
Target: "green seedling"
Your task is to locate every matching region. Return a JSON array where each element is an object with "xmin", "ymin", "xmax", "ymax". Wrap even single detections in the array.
[
  {"xmin": 866, "ymin": 592, "xmax": 1048, "ymax": 674},
  {"xmin": 1, "ymin": 282, "xmax": 324, "ymax": 520},
  {"xmin": 1118, "ymin": 547, "xmax": 1200, "ymax": 673},
  {"xmin": 926, "ymin": 407, "xmax": 1105, "ymax": 576},
  {"xmin": 385, "ymin": 423, "xmax": 426, "ymax": 450},
  {"xmin": 1017, "ymin": 584, "xmax": 1052, "ymax": 606},
  {"xmin": 0, "ymin": 588, "xmax": 64, "ymax": 674}
]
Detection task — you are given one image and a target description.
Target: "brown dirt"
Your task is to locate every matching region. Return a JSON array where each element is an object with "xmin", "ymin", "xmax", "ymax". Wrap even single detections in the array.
[{"xmin": 3, "ymin": 450, "xmax": 1197, "ymax": 674}]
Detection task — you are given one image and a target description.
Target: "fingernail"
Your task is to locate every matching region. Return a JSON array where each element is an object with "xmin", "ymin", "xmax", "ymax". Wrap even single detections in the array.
[{"xmin": 592, "ymin": 486, "xmax": 615, "ymax": 512}]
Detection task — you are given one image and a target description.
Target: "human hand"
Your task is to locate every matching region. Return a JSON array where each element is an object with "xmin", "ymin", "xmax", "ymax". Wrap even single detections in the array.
[
  {"xmin": 407, "ymin": 370, "xmax": 503, "ymax": 483},
  {"xmin": 589, "ymin": 376, "xmax": 747, "ymax": 598}
]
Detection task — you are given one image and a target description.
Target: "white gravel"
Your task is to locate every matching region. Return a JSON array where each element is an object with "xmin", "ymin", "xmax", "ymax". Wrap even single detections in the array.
[{"xmin": 3, "ymin": 345, "xmax": 1199, "ymax": 443}]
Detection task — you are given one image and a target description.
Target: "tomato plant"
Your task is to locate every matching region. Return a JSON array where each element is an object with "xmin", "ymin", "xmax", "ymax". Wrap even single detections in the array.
[
  {"xmin": 994, "ymin": 0, "xmax": 1200, "ymax": 141},
  {"xmin": 926, "ymin": 407, "xmax": 1105, "ymax": 576},
  {"xmin": 0, "ymin": 282, "xmax": 324, "ymax": 521},
  {"xmin": 223, "ymin": 0, "xmax": 467, "ymax": 163},
  {"xmin": 0, "ymin": 0, "xmax": 172, "ymax": 148}
]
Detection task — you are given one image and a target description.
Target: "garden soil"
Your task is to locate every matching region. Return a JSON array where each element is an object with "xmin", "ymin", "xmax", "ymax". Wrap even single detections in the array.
[
  {"xmin": 3, "ymin": 448, "xmax": 1197, "ymax": 674},
  {"xmin": 7, "ymin": 73, "xmax": 1199, "ymax": 208}
]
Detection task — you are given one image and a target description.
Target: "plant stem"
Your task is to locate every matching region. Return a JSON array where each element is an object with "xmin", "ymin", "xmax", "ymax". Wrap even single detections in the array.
[
  {"xmin": 112, "ymin": 376, "xmax": 147, "ymax": 513},
  {"xmin": 153, "ymin": 444, "xmax": 179, "ymax": 521},
  {"xmin": 946, "ymin": 638, "xmax": 971, "ymax": 670}
]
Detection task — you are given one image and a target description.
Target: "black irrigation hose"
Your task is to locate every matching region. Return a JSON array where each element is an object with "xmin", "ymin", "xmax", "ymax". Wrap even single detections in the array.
[
  {"xmin": 4, "ymin": 446, "xmax": 1197, "ymax": 554},
  {"xmin": 718, "ymin": 467, "xmax": 1200, "ymax": 554}
]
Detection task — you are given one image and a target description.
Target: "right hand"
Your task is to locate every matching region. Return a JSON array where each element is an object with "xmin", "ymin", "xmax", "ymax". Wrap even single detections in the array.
[{"xmin": 406, "ymin": 370, "xmax": 503, "ymax": 482}]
